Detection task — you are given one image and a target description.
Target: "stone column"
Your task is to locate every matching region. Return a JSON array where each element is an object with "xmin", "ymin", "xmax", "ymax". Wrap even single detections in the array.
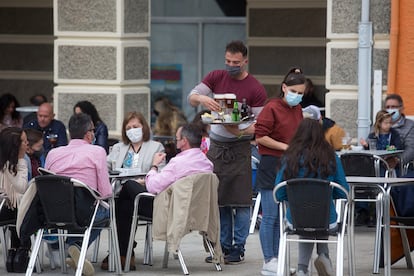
[
  {"xmin": 53, "ymin": 0, "xmax": 150, "ymax": 137},
  {"xmin": 326, "ymin": 0, "xmax": 390, "ymax": 138}
]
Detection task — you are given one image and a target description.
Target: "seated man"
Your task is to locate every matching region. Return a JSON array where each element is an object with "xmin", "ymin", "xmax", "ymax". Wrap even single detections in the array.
[
  {"xmin": 105, "ymin": 123, "xmax": 213, "ymax": 270},
  {"xmin": 146, "ymin": 123, "xmax": 213, "ymax": 194},
  {"xmin": 45, "ymin": 113, "xmax": 112, "ymax": 276},
  {"xmin": 24, "ymin": 102, "xmax": 68, "ymax": 155}
]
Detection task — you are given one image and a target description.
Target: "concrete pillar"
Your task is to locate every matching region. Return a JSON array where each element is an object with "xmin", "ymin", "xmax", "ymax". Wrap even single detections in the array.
[
  {"xmin": 53, "ymin": 0, "xmax": 150, "ymax": 137},
  {"xmin": 326, "ymin": 0, "xmax": 390, "ymax": 139}
]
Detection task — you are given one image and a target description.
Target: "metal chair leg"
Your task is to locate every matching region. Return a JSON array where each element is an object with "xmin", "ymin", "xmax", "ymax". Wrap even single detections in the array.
[
  {"xmin": 91, "ymin": 233, "xmax": 100, "ymax": 263},
  {"xmin": 143, "ymin": 222, "xmax": 153, "ymax": 265},
  {"xmin": 399, "ymin": 226, "xmax": 414, "ymax": 268},
  {"xmin": 26, "ymin": 229, "xmax": 44, "ymax": 275},
  {"xmin": 162, "ymin": 242, "xmax": 169, "ymax": 268},
  {"xmin": 0, "ymin": 226, "xmax": 8, "ymax": 267},
  {"xmin": 249, "ymin": 192, "xmax": 261, "ymax": 234},
  {"xmin": 176, "ymin": 249, "xmax": 189, "ymax": 275},
  {"xmin": 373, "ymin": 194, "xmax": 383, "ymax": 274},
  {"xmin": 203, "ymin": 235, "xmax": 222, "ymax": 271}
]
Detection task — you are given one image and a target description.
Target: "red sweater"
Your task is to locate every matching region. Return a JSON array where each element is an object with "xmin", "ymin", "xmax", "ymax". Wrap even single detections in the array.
[{"xmin": 255, "ymin": 98, "xmax": 303, "ymax": 157}]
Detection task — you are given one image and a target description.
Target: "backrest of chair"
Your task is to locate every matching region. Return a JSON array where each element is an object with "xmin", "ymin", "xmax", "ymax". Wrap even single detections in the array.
[
  {"xmin": 286, "ymin": 178, "xmax": 332, "ymax": 237},
  {"xmin": 37, "ymin": 167, "xmax": 55, "ymax": 176},
  {"xmin": 35, "ymin": 175, "xmax": 82, "ymax": 231},
  {"xmin": 340, "ymin": 152, "xmax": 389, "ymax": 177},
  {"xmin": 137, "ymin": 192, "xmax": 155, "ymax": 221}
]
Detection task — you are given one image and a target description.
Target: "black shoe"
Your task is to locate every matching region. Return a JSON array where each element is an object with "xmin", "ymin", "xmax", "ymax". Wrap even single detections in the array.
[
  {"xmin": 225, "ymin": 245, "xmax": 245, "ymax": 265},
  {"xmin": 6, "ymin": 248, "xmax": 16, "ymax": 272},
  {"xmin": 13, "ymin": 247, "xmax": 30, "ymax": 273},
  {"xmin": 355, "ymin": 210, "xmax": 369, "ymax": 226}
]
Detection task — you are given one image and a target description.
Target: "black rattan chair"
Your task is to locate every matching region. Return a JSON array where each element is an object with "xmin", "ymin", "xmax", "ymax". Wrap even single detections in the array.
[{"xmin": 273, "ymin": 178, "xmax": 350, "ymax": 276}]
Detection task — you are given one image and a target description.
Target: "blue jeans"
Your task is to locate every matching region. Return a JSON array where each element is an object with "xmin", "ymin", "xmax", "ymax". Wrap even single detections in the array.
[
  {"xmin": 259, "ymin": 189, "xmax": 280, "ymax": 262},
  {"xmin": 67, "ymin": 205, "xmax": 110, "ymax": 247},
  {"xmin": 219, "ymin": 206, "xmax": 250, "ymax": 252}
]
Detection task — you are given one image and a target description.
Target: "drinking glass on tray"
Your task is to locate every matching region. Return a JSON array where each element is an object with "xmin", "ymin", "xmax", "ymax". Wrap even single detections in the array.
[{"xmin": 47, "ymin": 133, "xmax": 58, "ymax": 148}]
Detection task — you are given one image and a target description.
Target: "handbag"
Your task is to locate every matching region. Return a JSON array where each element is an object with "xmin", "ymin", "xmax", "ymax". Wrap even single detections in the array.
[{"xmin": 13, "ymin": 247, "xmax": 30, "ymax": 273}]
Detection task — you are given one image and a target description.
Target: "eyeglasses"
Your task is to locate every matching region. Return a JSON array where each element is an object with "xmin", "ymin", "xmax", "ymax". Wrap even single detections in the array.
[
  {"xmin": 385, "ymin": 105, "xmax": 401, "ymax": 109},
  {"xmin": 88, "ymin": 128, "xmax": 95, "ymax": 132}
]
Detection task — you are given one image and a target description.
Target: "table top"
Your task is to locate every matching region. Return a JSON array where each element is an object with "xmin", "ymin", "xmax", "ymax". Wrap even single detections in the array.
[
  {"xmin": 337, "ymin": 149, "xmax": 403, "ymax": 157},
  {"xmin": 346, "ymin": 176, "xmax": 414, "ymax": 184},
  {"xmin": 109, "ymin": 168, "xmax": 147, "ymax": 178}
]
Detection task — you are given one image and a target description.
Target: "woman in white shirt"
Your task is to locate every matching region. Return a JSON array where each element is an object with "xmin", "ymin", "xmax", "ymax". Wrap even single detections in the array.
[{"xmin": 0, "ymin": 127, "xmax": 30, "ymax": 272}]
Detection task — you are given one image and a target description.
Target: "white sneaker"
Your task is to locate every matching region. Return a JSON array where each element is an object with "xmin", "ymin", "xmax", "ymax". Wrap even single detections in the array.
[
  {"xmin": 45, "ymin": 249, "xmax": 61, "ymax": 267},
  {"xmin": 67, "ymin": 245, "xmax": 95, "ymax": 276},
  {"xmin": 261, "ymin": 257, "xmax": 278, "ymax": 276},
  {"xmin": 296, "ymin": 270, "xmax": 309, "ymax": 276},
  {"xmin": 314, "ymin": 254, "xmax": 334, "ymax": 276}
]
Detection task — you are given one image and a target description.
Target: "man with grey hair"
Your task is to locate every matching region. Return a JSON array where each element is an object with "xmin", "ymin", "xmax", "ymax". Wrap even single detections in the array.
[
  {"xmin": 384, "ymin": 94, "xmax": 414, "ymax": 167},
  {"xmin": 45, "ymin": 113, "xmax": 112, "ymax": 275},
  {"xmin": 145, "ymin": 123, "xmax": 213, "ymax": 193}
]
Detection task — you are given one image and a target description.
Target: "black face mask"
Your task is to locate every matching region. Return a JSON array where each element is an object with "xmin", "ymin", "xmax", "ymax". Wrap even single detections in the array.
[
  {"xmin": 153, "ymin": 109, "xmax": 159, "ymax": 116},
  {"xmin": 32, "ymin": 148, "xmax": 44, "ymax": 159}
]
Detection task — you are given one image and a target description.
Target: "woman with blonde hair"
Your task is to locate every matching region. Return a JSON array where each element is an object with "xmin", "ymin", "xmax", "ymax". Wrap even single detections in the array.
[{"xmin": 153, "ymin": 96, "xmax": 187, "ymax": 136}]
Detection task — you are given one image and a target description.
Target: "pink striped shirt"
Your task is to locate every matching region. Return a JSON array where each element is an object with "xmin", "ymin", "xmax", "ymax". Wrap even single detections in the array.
[{"xmin": 45, "ymin": 139, "xmax": 112, "ymax": 198}]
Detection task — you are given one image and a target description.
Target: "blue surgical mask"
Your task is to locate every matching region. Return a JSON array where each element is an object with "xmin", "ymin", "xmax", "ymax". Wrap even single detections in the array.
[
  {"xmin": 386, "ymin": 109, "xmax": 400, "ymax": 121},
  {"xmin": 225, "ymin": 64, "xmax": 241, "ymax": 76},
  {"xmin": 285, "ymin": 90, "xmax": 303, "ymax": 107}
]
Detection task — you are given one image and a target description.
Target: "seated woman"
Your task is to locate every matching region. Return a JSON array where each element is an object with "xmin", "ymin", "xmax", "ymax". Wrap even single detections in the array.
[
  {"xmin": 104, "ymin": 111, "xmax": 165, "ymax": 270},
  {"xmin": 0, "ymin": 94, "xmax": 23, "ymax": 131},
  {"xmin": 275, "ymin": 119, "xmax": 349, "ymax": 276},
  {"xmin": 0, "ymin": 127, "xmax": 31, "ymax": 273},
  {"xmin": 74, "ymin": 100, "xmax": 109, "ymax": 153},
  {"xmin": 23, "ymin": 128, "xmax": 45, "ymax": 180}
]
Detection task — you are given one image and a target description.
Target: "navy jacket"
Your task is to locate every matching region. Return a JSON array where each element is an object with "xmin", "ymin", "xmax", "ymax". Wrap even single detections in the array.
[{"xmin": 24, "ymin": 119, "xmax": 68, "ymax": 155}]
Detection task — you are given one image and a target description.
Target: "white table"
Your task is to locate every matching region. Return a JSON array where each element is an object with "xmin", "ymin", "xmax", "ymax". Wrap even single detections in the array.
[
  {"xmin": 346, "ymin": 176, "xmax": 414, "ymax": 276},
  {"xmin": 338, "ymin": 149, "xmax": 403, "ymax": 157}
]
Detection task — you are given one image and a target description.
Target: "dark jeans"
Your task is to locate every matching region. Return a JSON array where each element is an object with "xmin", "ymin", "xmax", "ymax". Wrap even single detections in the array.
[{"xmin": 116, "ymin": 180, "xmax": 150, "ymax": 256}]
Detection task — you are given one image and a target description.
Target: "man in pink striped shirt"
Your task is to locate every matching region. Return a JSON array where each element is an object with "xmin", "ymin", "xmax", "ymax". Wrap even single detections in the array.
[{"xmin": 45, "ymin": 113, "xmax": 111, "ymax": 276}]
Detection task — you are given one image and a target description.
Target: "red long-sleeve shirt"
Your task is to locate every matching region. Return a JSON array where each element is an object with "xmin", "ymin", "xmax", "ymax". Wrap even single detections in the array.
[{"xmin": 255, "ymin": 98, "xmax": 303, "ymax": 157}]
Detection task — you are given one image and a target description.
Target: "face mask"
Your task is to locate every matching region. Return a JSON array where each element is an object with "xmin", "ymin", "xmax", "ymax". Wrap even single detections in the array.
[
  {"xmin": 386, "ymin": 109, "xmax": 400, "ymax": 122},
  {"xmin": 225, "ymin": 64, "xmax": 242, "ymax": 76},
  {"xmin": 91, "ymin": 133, "xmax": 96, "ymax": 145},
  {"xmin": 285, "ymin": 90, "xmax": 303, "ymax": 107},
  {"xmin": 126, "ymin": 127, "xmax": 143, "ymax": 143},
  {"xmin": 32, "ymin": 148, "xmax": 44, "ymax": 159}
]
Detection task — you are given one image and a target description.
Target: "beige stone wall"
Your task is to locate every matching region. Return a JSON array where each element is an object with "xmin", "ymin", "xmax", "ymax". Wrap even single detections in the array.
[{"xmin": 54, "ymin": 0, "xmax": 150, "ymax": 137}]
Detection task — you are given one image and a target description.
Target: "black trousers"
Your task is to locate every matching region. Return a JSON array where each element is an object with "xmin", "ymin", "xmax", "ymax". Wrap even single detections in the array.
[
  {"xmin": 0, "ymin": 206, "xmax": 30, "ymax": 249},
  {"xmin": 115, "ymin": 180, "xmax": 152, "ymax": 256}
]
